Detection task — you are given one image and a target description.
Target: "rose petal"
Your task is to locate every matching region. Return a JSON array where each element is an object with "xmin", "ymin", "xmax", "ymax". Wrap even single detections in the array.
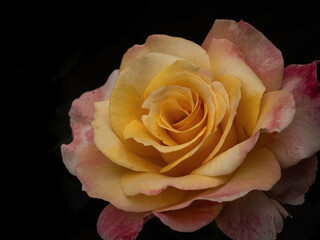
[
  {"xmin": 153, "ymin": 200, "xmax": 224, "ymax": 232},
  {"xmin": 203, "ymin": 19, "xmax": 283, "ymax": 91},
  {"xmin": 157, "ymin": 148, "xmax": 281, "ymax": 212},
  {"xmin": 120, "ymin": 34, "xmax": 211, "ymax": 71},
  {"xmin": 207, "ymin": 37, "xmax": 266, "ymax": 140},
  {"xmin": 199, "ymin": 148, "xmax": 281, "ymax": 202},
  {"xmin": 216, "ymin": 191, "xmax": 288, "ymax": 240},
  {"xmin": 110, "ymin": 52, "xmax": 182, "ymax": 149},
  {"xmin": 143, "ymin": 60, "xmax": 216, "ymax": 135},
  {"xmin": 265, "ymin": 62, "xmax": 320, "ymax": 168},
  {"xmin": 123, "ymin": 120, "xmax": 206, "ymax": 160},
  {"xmin": 76, "ymin": 144, "xmax": 187, "ymax": 212},
  {"xmin": 253, "ymin": 90, "xmax": 296, "ymax": 133},
  {"xmin": 192, "ymin": 130, "xmax": 260, "ymax": 177},
  {"xmin": 97, "ymin": 204, "xmax": 149, "ymax": 240},
  {"xmin": 92, "ymin": 100, "xmax": 164, "ymax": 172},
  {"xmin": 120, "ymin": 171, "xmax": 230, "ymax": 196},
  {"xmin": 158, "ymin": 74, "xmax": 241, "ymax": 176},
  {"xmin": 268, "ymin": 155, "xmax": 318, "ymax": 204},
  {"xmin": 61, "ymin": 70, "xmax": 119, "ymax": 175}
]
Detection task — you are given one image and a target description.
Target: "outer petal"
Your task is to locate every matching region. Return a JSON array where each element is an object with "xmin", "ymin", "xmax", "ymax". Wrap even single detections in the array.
[
  {"xmin": 120, "ymin": 34, "xmax": 211, "ymax": 71},
  {"xmin": 153, "ymin": 200, "xmax": 223, "ymax": 232},
  {"xmin": 203, "ymin": 19, "xmax": 283, "ymax": 91},
  {"xmin": 97, "ymin": 204, "xmax": 149, "ymax": 240},
  {"xmin": 76, "ymin": 144, "xmax": 187, "ymax": 212},
  {"xmin": 268, "ymin": 155, "xmax": 318, "ymax": 204},
  {"xmin": 265, "ymin": 62, "xmax": 320, "ymax": 168},
  {"xmin": 207, "ymin": 38, "xmax": 266, "ymax": 139},
  {"xmin": 61, "ymin": 70, "xmax": 119, "ymax": 175},
  {"xmin": 216, "ymin": 191, "xmax": 288, "ymax": 240}
]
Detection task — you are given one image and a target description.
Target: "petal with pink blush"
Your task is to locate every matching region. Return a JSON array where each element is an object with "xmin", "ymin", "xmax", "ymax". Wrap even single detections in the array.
[
  {"xmin": 268, "ymin": 155, "xmax": 318, "ymax": 204},
  {"xmin": 253, "ymin": 90, "xmax": 295, "ymax": 133},
  {"xmin": 265, "ymin": 62, "xmax": 320, "ymax": 168},
  {"xmin": 207, "ymin": 38, "xmax": 265, "ymax": 139},
  {"xmin": 61, "ymin": 70, "xmax": 119, "ymax": 175},
  {"xmin": 76, "ymin": 144, "xmax": 187, "ymax": 212},
  {"xmin": 97, "ymin": 204, "xmax": 149, "ymax": 240},
  {"xmin": 216, "ymin": 191, "xmax": 288, "ymax": 240},
  {"xmin": 203, "ymin": 19, "xmax": 283, "ymax": 91},
  {"xmin": 153, "ymin": 200, "xmax": 223, "ymax": 232}
]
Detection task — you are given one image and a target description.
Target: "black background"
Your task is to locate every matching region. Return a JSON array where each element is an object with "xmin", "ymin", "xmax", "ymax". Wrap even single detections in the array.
[{"xmin": 14, "ymin": 1, "xmax": 320, "ymax": 239}]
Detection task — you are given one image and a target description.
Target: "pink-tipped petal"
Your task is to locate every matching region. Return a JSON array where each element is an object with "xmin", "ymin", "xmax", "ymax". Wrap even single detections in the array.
[
  {"xmin": 97, "ymin": 204, "xmax": 149, "ymax": 240},
  {"xmin": 266, "ymin": 62, "xmax": 320, "ymax": 168},
  {"xmin": 61, "ymin": 70, "xmax": 119, "ymax": 175},
  {"xmin": 254, "ymin": 90, "xmax": 296, "ymax": 133},
  {"xmin": 216, "ymin": 191, "xmax": 288, "ymax": 240},
  {"xmin": 203, "ymin": 19, "xmax": 283, "ymax": 91},
  {"xmin": 268, "ymin": 155, "xmax": 318, "ymax": 204},
  {"xmin": 153, "ymin": 200, "xmax": 223, "ymax": 232},
  {"xmin": 207, "ymin": 37, "xmax": 266, "ymax": 139}
]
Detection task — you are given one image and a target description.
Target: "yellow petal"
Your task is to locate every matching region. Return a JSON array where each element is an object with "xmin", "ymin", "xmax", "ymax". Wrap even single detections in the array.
[
  {"xmin": 199, "ymin": 148, "xmax": 281, "ymax": 202},
  {"xmin": 92, "ymin": 100, "xmax": 164, "ymax": 172},
  {"xmin": 192, "ymin": 131, "xmax": 260, "ymax": 177},
  {"xmin": 110, "ymin": 52, "xmax": 182, "ymax": 144},
  {"xmin": 76, "ymin": 145, "xmax": 187, "ymax": 212},
  {"xmin": 123, "ymin": 119, "xmax": 207, "ymax": 164},
  {"xmin": 144, "ymin": 60, "xmax": 216, "ymax": 136},
  {"xmin": 120, "ymin": 171, "xmax": 231, "ymax": 196},
  {"xmin": 207, "ymin": 38, "xmax": 266, "ymax": 140},
  {"xmin": 201, "ymin": 74, "xmax": 242, "ymax": 164},
  {"xmin": 211, "ymin": 81, "xmax": 229, "ymax": 127},
  {"xmin": 159, "ymin": 74, "xmax": 242, "ymax": 175},
  {"xmin": 120, "ymin": 34, "xmax": 211, "ymax": 71}
]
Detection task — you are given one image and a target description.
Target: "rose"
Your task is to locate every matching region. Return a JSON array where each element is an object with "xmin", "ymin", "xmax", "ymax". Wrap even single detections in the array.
[{"xmin": 61, "ymin": 19, "xmax": 319, "ymax": 240}]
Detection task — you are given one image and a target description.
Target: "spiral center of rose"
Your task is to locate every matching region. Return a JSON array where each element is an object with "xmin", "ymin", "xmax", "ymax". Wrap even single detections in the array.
[{"xmin": 141, "ymin": 85, "xmax": 207, "ymax": 145}]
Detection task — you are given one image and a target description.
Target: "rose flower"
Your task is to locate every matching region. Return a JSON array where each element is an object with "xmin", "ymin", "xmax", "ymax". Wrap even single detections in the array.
[{"xmin": 61, "ymin": 19, "xmax": 319, "ymax": 240}]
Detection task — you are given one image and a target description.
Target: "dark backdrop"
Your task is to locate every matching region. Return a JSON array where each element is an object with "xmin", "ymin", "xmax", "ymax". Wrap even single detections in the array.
[{"xmin": 18, "ymin": 1, "xmax": 320, "ymax": 239}]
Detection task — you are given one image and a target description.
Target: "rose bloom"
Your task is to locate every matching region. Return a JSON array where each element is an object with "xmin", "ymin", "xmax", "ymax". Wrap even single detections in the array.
[{"xmin": 61, "ymin": 19, "xmax": 319, "ymax": 240}]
